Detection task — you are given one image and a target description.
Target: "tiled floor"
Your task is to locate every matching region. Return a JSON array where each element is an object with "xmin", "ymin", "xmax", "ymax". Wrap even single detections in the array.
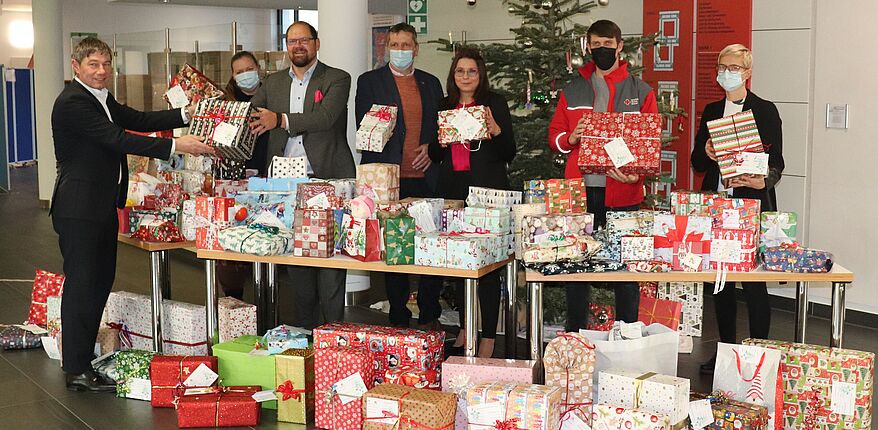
[{"xmin": 1, "ymin": 166, "xmax": 876, "ymax": 429}]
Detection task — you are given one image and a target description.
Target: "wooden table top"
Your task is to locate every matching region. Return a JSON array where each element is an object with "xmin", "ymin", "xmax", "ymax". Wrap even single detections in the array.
[
  {"xmin": 524, "ymin": 264, "xmax": 854, "ymax": 283},
  {"xmin": 117, "ymin": 234, "xmax": 196, "ymax": 252}
]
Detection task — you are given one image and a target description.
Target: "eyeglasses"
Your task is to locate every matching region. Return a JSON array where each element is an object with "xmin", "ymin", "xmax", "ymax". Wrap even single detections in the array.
[
  {"xmin": 454, "ymin": 69, "xmax": 479, "ymax": 78},
  {"xmin": 716, "ymin": 64, "xmax": 747, "ymax": 73},
  {"xmin": 286, "ymin": 37, "xmax": 315, "ymax": 46}
]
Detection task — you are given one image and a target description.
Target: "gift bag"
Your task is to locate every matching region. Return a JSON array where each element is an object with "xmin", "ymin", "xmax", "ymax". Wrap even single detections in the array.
[
  {"xmin": 713, "ymin": 342, "xmax": 783, "ymax": 430},
  {"xmin": 343, "ymin": 217, "xmax": 382, "ymax": 262},
  {"xmin": 269, "ymin": 156, "xmax": 308, "ymax": 179}
]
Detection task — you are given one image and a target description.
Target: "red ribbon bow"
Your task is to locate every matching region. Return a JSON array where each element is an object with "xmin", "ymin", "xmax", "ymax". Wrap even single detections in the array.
[
  {"xmin": 494, "ymin": 418, "xmax": 520, "ymax": 430},
  {"xmin": 276, "ymin": 380, "xmax": 306, "ymax": 401},
  {"xmin": 368, "ymin": 107, "xmax": 394, "ymax": 122},
  {"xmin": 193, "ymin": 102, "xmax": 248, "ymax": 146},
  {"xmin": 653, "ymin": 216, "xmax": 710, "ymax": 253}
]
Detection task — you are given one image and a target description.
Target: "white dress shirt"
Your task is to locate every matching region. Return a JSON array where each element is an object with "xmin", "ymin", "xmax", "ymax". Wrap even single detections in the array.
[{"xmin": 282, "ymin": 62, "xmax": 317, "ymax": 175}]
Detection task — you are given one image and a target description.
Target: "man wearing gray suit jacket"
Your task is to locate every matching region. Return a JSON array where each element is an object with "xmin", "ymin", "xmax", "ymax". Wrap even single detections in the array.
[{"xmin": 249, "ymin": 21, "xmax": 356, "ymax": 329}]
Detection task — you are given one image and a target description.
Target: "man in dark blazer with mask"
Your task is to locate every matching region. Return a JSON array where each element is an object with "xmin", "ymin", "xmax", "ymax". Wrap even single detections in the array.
[
  {"xmin": 248, "ymin": 21, "xmax": 356, "ymax": 330},
  {"xmin": 51, "ymin": 37, "xmax": 213, "ymax": 392}
]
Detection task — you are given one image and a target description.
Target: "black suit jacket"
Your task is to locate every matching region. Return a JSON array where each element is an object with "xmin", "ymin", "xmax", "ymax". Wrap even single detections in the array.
[
  {"xmin": 691, "ymin": 90, "xmax": 785, "ymax": 211},
  {"xmin": 355, "ymin": 65, "xmax": 443, "ymax": 191},
  {"xmin": 428, "ymin": 91, "xmax": 517, "ymax": 200},
  {"xmin": 50, "ymin": 80, "xmax": 185, "ymax": 221}
]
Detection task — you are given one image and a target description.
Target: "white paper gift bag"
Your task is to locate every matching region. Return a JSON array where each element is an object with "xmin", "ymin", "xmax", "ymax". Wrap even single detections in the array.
[
  {"xmin": 269, "ymin": 155, "xmax": 308, "ymax": 178},
  {"xmin": 713, "ymin": 342, "xmax": 783, "ymax": 429}
]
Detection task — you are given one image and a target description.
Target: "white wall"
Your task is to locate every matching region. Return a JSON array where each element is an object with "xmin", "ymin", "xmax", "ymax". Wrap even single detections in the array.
[{"xmin": 0, "ymin": 10, "xmax": 34, "ymax": 66}]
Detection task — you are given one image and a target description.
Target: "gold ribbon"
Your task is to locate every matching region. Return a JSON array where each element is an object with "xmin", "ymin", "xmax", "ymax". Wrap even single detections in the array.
[{"xmin": 632, "ymin": 372, "xmax": 656, "ymax": 409}]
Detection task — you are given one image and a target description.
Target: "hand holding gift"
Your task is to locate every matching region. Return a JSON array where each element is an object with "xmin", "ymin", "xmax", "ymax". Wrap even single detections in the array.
[
  {"xmin": 705, "ymin": 138, "xmax": 718, "ymax": 161},
  {"xmin": 606, "ymin": 168, "xmax": 639, "ymax": 184},
  {"xmin": 249, "ymin": 107, "xmax": 280, "ymax": 135},
  {"xmin": 174, "ymin": 135, "xmax": 215, "ymax": 156},
  {"xmin": 485, "ymin": 106, "xmax": 501, "ymax": 137},
  {"xmin": 728, "ymin": 173, "xmax": 766, "ymax": 189},
  {"xmin": 568, "ymin": 115, "xmax": 588, "ymax": 145}
]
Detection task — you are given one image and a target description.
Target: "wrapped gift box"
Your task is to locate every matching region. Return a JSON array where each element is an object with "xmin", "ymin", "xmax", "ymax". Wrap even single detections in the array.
[
  {"xmin": 149, "ymin": 355, "xmax": 218, "ymax": 408},
  {"xmin": 175, "ymin": 385, "xmax": 262, "ymax": 428},
  {"xmin": 296, "ymin": 182, "xmax": 338, "ymax": 209},
  {"xmin": 357, "ymin": 104, "xmax": 398, "ymax": 152},
  {"xmin": 591, "ymin": 403, "xmax": 670, "ymax": 430},
  {"xmin": 46, "ymin": 295, "xmax": 61, "ymax": 337},
  {"xmin": 521, "ymin": 214, "xmax": 594, "ymax": 250},
  {"xmin": 383, "ymin": 365, "xmax": 439, "ymax": 390},
  {"xmin": 194, "ymin": 197, "xmax": 235, "ymax": 250},
  {"xmin": 414, "ymin": 233, "xmax": 497, "ymax": 270},
  {"xmin": 587, "ymin": 304, "xmax": 615, "ymax": 331},
  {"xmin": 269, "ymin": 155, "xmax": 308, "ymax": 179},
  {"xmin": 213, "ymin": 179, "xmax": 248, "ymax": 198},
  {"xmin": 363, "ymin": 384, "xmax": 456, "ymax": 430},
  {"xmin": 218, "ymin": 224, "xmax": 295, "ymax": 256},
  {"xmin": 154, "ymin": 183, "xmax": 185, "ymax": 209},
  {"xmin": 189, "ymin": 99, "xmax": 257, "ymax": 160},
  {"xmin": 710, "ymin": 228, "xmax": 758, "ymax": 272},
  {"xmin": 708, "ymin": 198, "xmax": 761, "ymax": 231},
  {"xmin": 442, "ymin": 357, "xmax": 537, "ymax": 430},
  {"xmin": 0, "ymin": 325, "xmax": 42, "ymax": 350},
  {"xmin": 760, "ymin": 212, "xmax": 797, "ymax": 252},
  {"xmin": 442, "ymin": 208, "xmax": 466, "ymax": 233},
  {"xmin": 597, "ymin": 369, "xmax": 689, "ymax": 428},
  {"xmin": 129, "ymin": 208, "xmax": 180, "ymax": 234},
  {"xmin": 212, "ymin": 335, "xmax": 278, "ymax": 409},
  {"xmin": 115, "ymin": 350, "xmax": 155, "ymax": 400},
  {"xmin": 620, "ymin": 236, "xmax": 654, "ymax": 262},
  {"xmin": 276, "ymin": 348, "xmax": 315, "ymax": 424},
  {"xmin": 357, "ymin": 163, "xmax": 400, "ymax": 203},
  {"xmin": 544, "ymin": 333, "xmax": 597, "ymax": 425},
  {"xmin": 638, "ymin": 296, "xmax": 683, "ymax": 332},
  {"xmin": 314, "ymin": 322, "xmax": 444, "ymax": 381},
  {"xmin": 606, "ymin": 210, "xmax": 655, "ymax": 234},
  {"xmin": 670, "ymin": 191, "xmax": 727, "ymax": 217},
  {"xmin": 344, "ymin": 216, "xmax": 383, "ymax": 262},
  {"xmin": 384, "ymin": 214, "xmax": 416, "ymax": 265},
  {"xmin": 218, "ymin": 296, "xmax": 256, "ymax": 343},
  {"xmin": 167, "ymin": 63, "xmax": 224, "ymax": 105},
  {"xmin": 639, "ymin": 282, "xmax": 658, "ymax": 299},
  {"xmin": 627, "ymin": 260, "xmax": 673, "ymax": 273},
  {"xmin": 742, "ymin": 339, "xmax": 874, "ymax": 430},
  {"xmin": 707, "ymin": 111, "xmax": 764, "ymax": 180},
  {"xmin": 261, "ymin": 325, "xmax": 308, "ymax": 354},
  {"xmin": 689, "ymin": 392, "xmax": 770, "ymax": 430},
  {"xmin": 512, "ymin": 203, "xmax": 547, "ymax": 258},
  {"xmin": 524, "ymin": 180, "xmax": 547, "ymax": 203},
  {"xmin": 522, "ymin": 235, "xmax": 597, "ymax": 264},
  {"xmin": 438, "ymin": 105, "xmax": 490, "ymax": 144},
  {"xmin": 464, "ymin": 206, "xmax": 512, "ymax": 234},
  {"xmin": 28, "ymin": 269, "xmax": 64, "ymax": 327},
  {"xmin": 104, "ymin": 292, "xmax": 208, "ymax": 354},
  {"xmin": 652, "ymin": 214, "xmax": 712, "ymax": 271},
  {"xmin": 315, "ymin": 346, "xmax": 375, "ymax": 430},
  {"xmin": 292, "ymin": 208, "xmax": 334, "ymax": 258},
  {"xmin": 762, "ymin": 245, "xmax": 834, "ymax": 273},
  {"xmin": 97, "ymin": 324, "xmax": 121, "ymax": 355},
  {"xmin": 577, "ymin": 111, "xmax": 663, "ymax": 176},
  {"xmin": 465, "ymin": 382, "xmax": 519, "ymax": 429},
  {"xmin": 180, "ymin": 200, "xmax": 197, "ymax": 241},
  {"xmin": 657, "ymin": 282, "xmax": 703, "ymax": 337},
  {"xmin": 406, "ymin": 198, "xmax": 444, "ymax": 233},
  {"xmin": 505, "ymin": 384, "xmax": 563, "ymax": 430},
  {"xmin": 465, "ymin": 186, "xmax": 522, "ymax": 208},
  {"xmin": 544, "ymin": 178, "xmax": 588, "ymax": 214},
  {"xmin": 183, "ymin": 154, "xmax": 213, "ymax": 173},
  {"xmin": 131, "ymin": 219, "xmax": 185, "ymax": 242}
]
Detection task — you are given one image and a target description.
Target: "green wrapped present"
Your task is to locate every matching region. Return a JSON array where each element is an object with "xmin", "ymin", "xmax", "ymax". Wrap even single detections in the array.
[
  {"xmin": 276, "ymin": 348, "xmax": 315, "ymax": 424},
  {"xmin": 212, "ymin": 335, "xmax": 278, "ymax": 409},
  {"xmin": 217, "ymin": 223, "xmax": 294, "ymax": 256},
  {"xmin": 384, "ymin": 214, "xmax": 416, "ymax": 265},
  {"xmin": 114, "ymin": 350, "xmax": 154, "ymax": 400}
]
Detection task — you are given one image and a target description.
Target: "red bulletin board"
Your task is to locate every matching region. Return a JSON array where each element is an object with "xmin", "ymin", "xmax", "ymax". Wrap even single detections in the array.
[
  {"xmin": 642, "ymin": 0, "xmax": 694, "ymax": 191},
  {"xmin": 694, "ymin": 0, "xmax": 753, "ymax": 189}
]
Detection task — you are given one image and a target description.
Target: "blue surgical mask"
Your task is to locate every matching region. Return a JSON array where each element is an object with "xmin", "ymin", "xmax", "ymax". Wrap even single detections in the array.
[
  {"xmin": 389, "ymin": 49, "xmax": 414, "ymax": 70},
  {"xmin": 716, "ymin": 70, "xmax": 744, "ymax": 92},
  {"xmin": 234, "ymin": 70, "xmax": 260, "ymax": 91}
]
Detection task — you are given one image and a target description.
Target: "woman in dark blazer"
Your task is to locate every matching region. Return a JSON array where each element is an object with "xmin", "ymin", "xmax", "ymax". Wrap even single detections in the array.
[
  {"xmin": 428, "ymin": 47, "xmax": 516, "ymax": 357},
  {"xmin": 691, "ymin": 44, "xmax": 784, "ymax": 374}
]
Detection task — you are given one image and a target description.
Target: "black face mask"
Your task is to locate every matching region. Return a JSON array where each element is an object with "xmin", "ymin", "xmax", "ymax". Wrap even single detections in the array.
[{"xmin": 590, "ymin": 46, "xmax": 618, "ymax": 71}]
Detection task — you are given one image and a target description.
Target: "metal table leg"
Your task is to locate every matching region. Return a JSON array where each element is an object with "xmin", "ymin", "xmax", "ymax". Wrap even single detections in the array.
[
  {"xmin": 253, "ymin": 262, "xmax": 266, "ymax": 334},
  {"xmin": 794, "ymin": 281, "xmax": 808, "ymax": 343},
  {"xmin": 528, "ymin": 281, "xmax": 544, "ymax": 383},
  {"xmin": 160, "ymin": 249, "xmax": 171, "ymax": 300},
  {"xmin": 464, "ymin": 278, "xmax": 479, "ymax": 357},
  {"xmin": 149, "ymin": 251, "xmax": 165, "ymax": 353},
  {"xmin": 205, "ymin": 259, "xmax": 217, "ymax": 347},
  {"xmin": 504, "ymin": 260, "xmax": 518, "ymax": 358},
  {"xmin": 830, "ymin": 282, "xmax": 847, "ymax": 347},
  {"xmin": 267, "ymin": 263, "xmax": 278, "ymax": 327}
]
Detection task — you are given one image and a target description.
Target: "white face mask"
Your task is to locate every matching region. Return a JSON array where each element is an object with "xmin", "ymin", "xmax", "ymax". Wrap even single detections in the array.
[
  {"xmin": 234, "ymin": 70, "xmax": 260, "ymax": 91},
  {"xmin": 716, "ymin": 70, "xmax": 744, "ymax": 91}
]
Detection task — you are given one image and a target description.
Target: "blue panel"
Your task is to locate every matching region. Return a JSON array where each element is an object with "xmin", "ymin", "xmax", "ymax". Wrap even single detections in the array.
[
  {"xmin": 0, "ymin": 67, "xmax": 9, "ymax": 191},
  {"xmin": 5, "ymin": 81, "xmax": 14, "ymax": 163},
  {"xmin": 13, "ymin": 69, "xmax": 34, "ymax": 162}
]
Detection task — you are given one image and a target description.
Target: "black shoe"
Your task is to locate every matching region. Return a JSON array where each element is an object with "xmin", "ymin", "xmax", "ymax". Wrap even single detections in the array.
[
  {"xmin": 699, "ymin": 356, "xmax": 716, "ymax": 375},
  {"xmin": 65, "ymin": 370, "xmax": 116, "ymax": 393}
]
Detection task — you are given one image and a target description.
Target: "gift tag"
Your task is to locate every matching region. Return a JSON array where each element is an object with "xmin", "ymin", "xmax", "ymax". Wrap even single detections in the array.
[
  {"xmin": 127, "ymin": 378, "xmax": 153, "ymax": 401},
  {"xmin": 721, "ymin": 210, "xmax": 742, "ymax": 229},
  {"xmin": 560, "ymin": 412, "xmax": 592, "ymax": 430},
  {"xmin": 680, "ymin": 251, "xmax": 703, "ymax": 272},
  {"xmin": 603, "ymin": 137, "xmax": 636, "ymax": 168},
  {"xmin": 366, "ymin": 397, "xmax": 400, "ymax": 424},
  {"xmin": 333, "ymin": 372, "xmax": 368, "ymax": 405},
  {"xmin": 252, "ymin": 390, "xmax": 278, "ymax": 403},
  {"xmin": 165, "ymin": 84, "xmax": 190, "ymax": 109},
  {"xmin": 830, "ymin": 381, "xmax": 857, "ymax": 416},
  {"xmin": 183, "ymin": 363, "xmax": 219, "ymax": 387},
  {"xmin": 41, "ymin": 336, "xmax": 61, "ymax": 360},
  {"xmin": 467, "ymin": 402, "xmax": 505, "ymax": 426},
  {"xmin": 16, "ymin": 324, "xmax": 49, "ymax": 335},
  {"xmin": 212, "ymin": 121, "xmax": 240, "ymax": 146},
  {"xmin": 688, "ymin": 399, "xmax": 714, "ymax": 429},
  {"xmin": 450, "ymin": 109, "xmax": 485, "ymax": 141},
  {"xmin": 183, "ymin": 387, "xmax": 215, "ymax": 396},
  {"xmin": 711, "ymin": 239, "xmax": 742, "ymax": 263},
  {"xmin": 736, "ymin": 152, "xmax": 769, "ymax": 175},
  {"xmin": 306, "ymin": 193, "xmax": 331, "ymax": 209}
]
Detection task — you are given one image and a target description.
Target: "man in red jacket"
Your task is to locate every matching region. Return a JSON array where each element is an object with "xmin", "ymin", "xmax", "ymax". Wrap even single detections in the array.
[{"xmin": 548, "ymin": 19, "xmax": 658, "ymax": 331}]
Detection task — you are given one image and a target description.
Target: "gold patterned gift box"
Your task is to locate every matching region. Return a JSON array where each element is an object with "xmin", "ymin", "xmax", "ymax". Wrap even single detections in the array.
[
  {"xmin": 362, "ymin": 384, "xmax": 456, "ymax": 430},
  {"xmin": 544, "ymin": 332, "xmax": 596, "ymax": 425},
  {"xmin": 275, "ymin": 348, "xmax": 315, "ymax": 424}
]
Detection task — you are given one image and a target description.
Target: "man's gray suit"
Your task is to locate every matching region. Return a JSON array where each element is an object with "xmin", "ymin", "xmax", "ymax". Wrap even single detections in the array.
[{"xmin": 250, "ymin": 61, "xmax": 356, "ymax": 329}]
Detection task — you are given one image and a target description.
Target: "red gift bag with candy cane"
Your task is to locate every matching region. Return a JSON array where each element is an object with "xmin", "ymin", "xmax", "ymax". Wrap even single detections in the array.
[
  {"xmin": 28, "ymin": 269, "xmax": 65, "ymax": 327},
  {"xmin": 713, "ymin": 342, "xmax": 784, "ymax": 429}
]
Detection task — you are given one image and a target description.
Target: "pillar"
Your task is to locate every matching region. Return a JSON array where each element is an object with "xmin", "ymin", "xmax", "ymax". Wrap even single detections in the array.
[{"xmin": 32, "ymin": 0, "xmax": 64, "ymax": 205}]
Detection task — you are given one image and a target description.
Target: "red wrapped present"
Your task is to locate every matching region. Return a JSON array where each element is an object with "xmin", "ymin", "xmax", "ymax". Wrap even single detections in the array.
[
  {"xmin": 293, "ymin": 209, "xmax": 335, "ymax": 258},
  {"xmin": 313, "ymin": 322, "xmax": 444, "ymax": 382},
  {"xmin": 638, "ymin": 296, "xmax": 682, "ymax": 331},
  {"xmin": 131, "ymin": 220, "xmax": 185, "ymax": 242},
  {"xmin": 166, "ymin": 63, "xmax": 224, "ymax": 106},
  {"xmin": 142, "ymin": 194, "xmax": 158, "ymax": 210},
  {"xmin": 150, "ymin": 355, "xmax": 219, "ymax": 408},
  {"xmin": 28, "ymin": 269, "xmax": 65, "ymax": 327},
  {"xmin": 544, "ymin": 178, "xmax": 588, "ymax": 214},
  {"xmin": 586, "ymin": 303, "xmax": 615, "ymax": 331},
  {"xmin": 117, "ymin": 207, "xmax": 131, "ymax": 234},
  {"xmin": 710, "ymin": 228, "xmax": 758, "ymax": 272},
  {"xmin": 195, "ymin": 197, "xmax": 235, "ymax": 250},
  {"xmin": 708, "ymin": 198, "xmax": 761, "ymax": 231},
  {"xmin": 625, "ymin": 260, "xmax": 673, "ymax": 273},
  {"xmin": 343, "ymin": 217, "xmax": 383, "ymax": 262},
  {"xmin": 383, "ymin": 365, "xmax": 440, "ymax": 390},
  {"xmin": 638, "ymin": 281, "xmax": 658, "ymax": 299},
  {"xmin": 175, "ymin": 385, "xmax": 261, "ymax": 428},
  {"xmin": 653, "ymin": 214, "xmax": 712, "ymax": 272},
  {"xmin": 578, "ymin": 111, "xmax": 662, "ymax": 176},
  {"xmin": 315, "ymin": 347, "xmax": 375, "ymax": 430},
  {"xmin": 155, "ymin": 183, "xmax": 185, "ymax": 209}
]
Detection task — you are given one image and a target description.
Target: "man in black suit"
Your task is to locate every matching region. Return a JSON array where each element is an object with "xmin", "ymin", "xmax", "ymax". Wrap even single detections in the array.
[
  {"xmin": 354, "ymin": 23, "xmax": 444, "ymax": 329},
  {"xmin": 51, "ymin": 37, "xmax": 213, "ymax": 392}
]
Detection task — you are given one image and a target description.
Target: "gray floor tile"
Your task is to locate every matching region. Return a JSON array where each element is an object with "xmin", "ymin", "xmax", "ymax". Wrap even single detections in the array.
[
  {"xmin": 0, "ymin": 399, "xmax": 90, "ymax": 430},
  {"xmin": 1, "ymin": 348, "xmax": 70, "ymax": 398},
  {"xmin": 0, "ymin": 374, "xmax": 54, "ymax": 408},
  {"xmin": 56, "ymin": 393, "xmax": 178, "ymax": 430}
]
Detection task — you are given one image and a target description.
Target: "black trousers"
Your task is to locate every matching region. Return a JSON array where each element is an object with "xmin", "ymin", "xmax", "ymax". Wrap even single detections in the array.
[
  {"xmin": 710, "ymin": 281, "xmax": 771, "ymax": 343},
  {"xmin": 454, "ymin": 271, "xmax": 502, "ymax": 339},
  {"xmin": 53, "ymin": 214, "xmax": 118, "ymax": 374},
  {"xmin": 216, "ymin": 261, "xmax": 250, "ymax": 300},
  {"xmin": 386, "ymin": 177, "xmax": 436, "ymax": 326},
  {"xmin": 566, "ymin": 186, "xmax": 640, "ymax": 331},
  {"xmin": 286, "ymin": 266, "xmax": 347, "ymax": 330}
]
